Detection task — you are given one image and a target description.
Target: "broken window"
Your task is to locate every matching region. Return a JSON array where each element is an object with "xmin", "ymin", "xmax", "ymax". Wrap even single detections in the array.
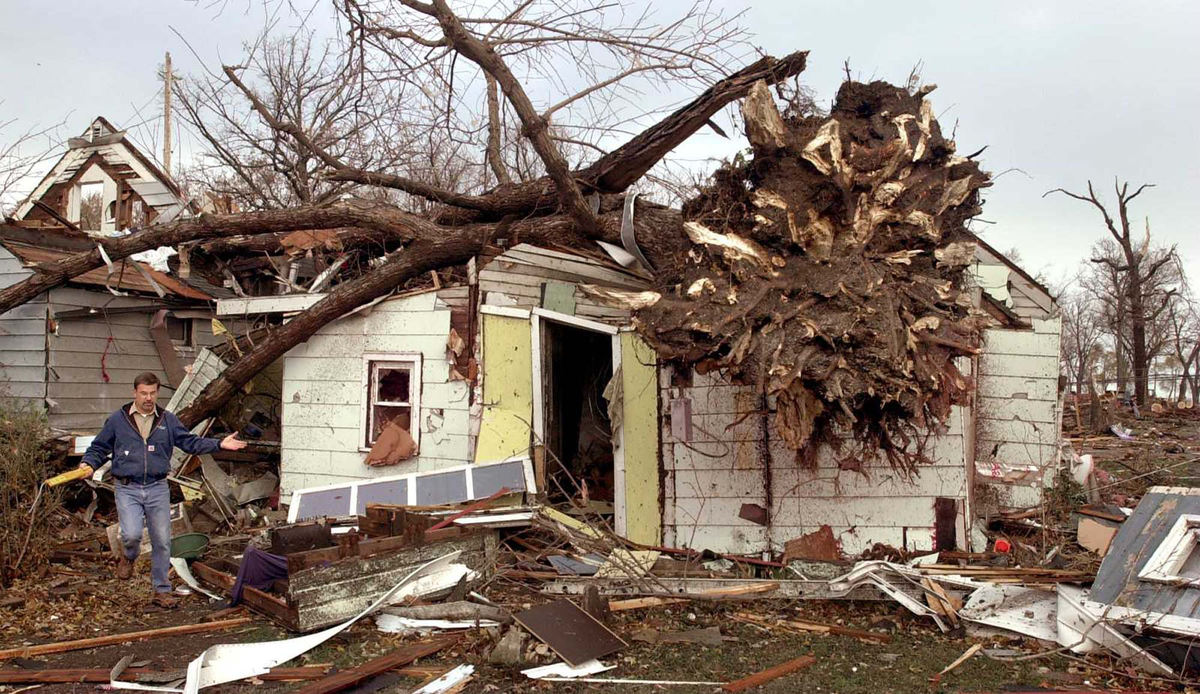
[
  {"xmin": 363, "ymin": 355, "xmax": 421, "ymax": 450},
  {"xmin": 1139, "ymin": 514, "xmax": 1200, "ymax": 585}
]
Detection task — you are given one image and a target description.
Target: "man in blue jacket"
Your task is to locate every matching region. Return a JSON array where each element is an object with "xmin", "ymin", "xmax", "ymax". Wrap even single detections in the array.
[{"xmin": 80, "ymin": 372, "xmax": 246, "ymax": 607}]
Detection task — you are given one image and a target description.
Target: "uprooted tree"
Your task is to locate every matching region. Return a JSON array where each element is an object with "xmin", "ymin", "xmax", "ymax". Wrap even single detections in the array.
[{"xmin": 0, "ymin": 0, "xmax": 992, "ymax": 473}]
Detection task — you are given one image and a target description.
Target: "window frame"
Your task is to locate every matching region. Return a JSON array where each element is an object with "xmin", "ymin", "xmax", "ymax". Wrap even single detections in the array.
[
  {"xmin": 1139, "ymin": 514, "xmax": 1200, "ymax": 585},
  {"xmin": 360, "ymin": 352, "xmax": 422, "ymax": 453}
]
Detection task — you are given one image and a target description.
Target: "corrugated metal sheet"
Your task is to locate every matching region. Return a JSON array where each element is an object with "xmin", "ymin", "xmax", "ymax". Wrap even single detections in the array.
[{"xmin": 1091, "ymin": 488, "xmax": 1200, "ymax": 618}]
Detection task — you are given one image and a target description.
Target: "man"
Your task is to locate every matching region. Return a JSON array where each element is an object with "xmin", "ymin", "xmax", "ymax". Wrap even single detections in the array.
[{"xmin": 80, "ymin": 372, "xmax": 246, "ymax": 607}]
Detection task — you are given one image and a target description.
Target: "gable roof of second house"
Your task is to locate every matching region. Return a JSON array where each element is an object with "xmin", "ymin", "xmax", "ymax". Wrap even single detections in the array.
[{"xmin": 13, "ymin": 117, "xmax": 193, "ymax": 226}]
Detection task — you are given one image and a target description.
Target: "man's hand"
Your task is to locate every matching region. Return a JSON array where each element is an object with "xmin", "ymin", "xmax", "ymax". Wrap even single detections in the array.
[
  {"xmin": 77, "ymin": 462, "xmax": 94, "ymax": 473},
  {"xmin": 220, "ymin": 433, "xmax": 248, "ymax": 451}
]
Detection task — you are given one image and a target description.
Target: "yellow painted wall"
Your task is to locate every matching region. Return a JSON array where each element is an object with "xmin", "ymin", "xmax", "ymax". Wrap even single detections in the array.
[
  {"xmin": 475, "ymin": 313, "xmax": 533, "ymax": 462},
  {"xmin": 620, "ymin": 331, "xmax": 661, "ymax": 544}
]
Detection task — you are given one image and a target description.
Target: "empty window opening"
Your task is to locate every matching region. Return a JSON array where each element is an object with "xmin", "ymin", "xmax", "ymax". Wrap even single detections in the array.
[
  {"xmin": 76, "ymin": 181, "xmax": 104, "ymax": 229},
  {"xmin": 541, "ymin": 320, "xmax": 614, "ymax": 511},
  {"xmin": 166, "ymin": 316, "xmax": 193, "ymax": 347},
  {"xmin": 363, "ymin": 356, "xmax": 421, "ymax": 450}
]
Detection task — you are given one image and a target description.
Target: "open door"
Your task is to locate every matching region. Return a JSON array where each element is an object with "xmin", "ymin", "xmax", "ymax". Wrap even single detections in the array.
[{"xmin": 532, "ymin": 310, "xmax": 661, "ymax": 544}]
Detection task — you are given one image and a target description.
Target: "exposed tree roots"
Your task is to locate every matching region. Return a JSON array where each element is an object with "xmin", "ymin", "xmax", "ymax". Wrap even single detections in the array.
[{"xmin": 635, "ymin": 80, "xmax": 992, "ymax": 474}]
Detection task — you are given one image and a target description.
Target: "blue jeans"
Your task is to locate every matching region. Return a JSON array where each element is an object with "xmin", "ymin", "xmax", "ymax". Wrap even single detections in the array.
[{"xmin": 115, "ymin": 479, "xmax": 173, "ymax": 593}]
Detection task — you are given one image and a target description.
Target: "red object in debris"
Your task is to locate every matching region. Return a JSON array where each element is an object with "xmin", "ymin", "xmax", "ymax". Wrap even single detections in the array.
[{"xmin": 993, "ymin": 539, "xmax": 1012, "ymax": 553}]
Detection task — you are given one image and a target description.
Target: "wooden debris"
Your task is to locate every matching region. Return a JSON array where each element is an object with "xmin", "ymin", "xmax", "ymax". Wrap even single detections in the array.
[
  {"xmin": 581, "ymin": 585, "xmax": 612, "ymax": 624},
  {"xmin": 1077, "ymin": 517, "xmax": 1118, "ymax": 557},
  {"xmin": 293, "ymin": 636, "xmax": 459, "ymax": 694},
  {"xmin": 514, "ymin": 599, "xmax": 626, "ymax": 667},
  {"xmin": 721, "ymin": 655, "xmax": 816, "ymax": 692},
  {"xmin": 607, "ymin": 596, "xmax": 689, "ymax": 612},
  {"xmin": 0, "ymin": 666, "xmax": 331, "ymax": 684},
  {"xmin": 730, "ymin": 612, "xmax": 889, "ymax": 644},
  {"xmin": 931, "ymin": 642, "xmax": 982, "ymax": 682},
  {"xmin": 0, "ymin": 617, "xmax": 252, "ymax": 661},
  {"xmin": 921, "ymin": 578, "xmax": 961, "ymax": 627}
]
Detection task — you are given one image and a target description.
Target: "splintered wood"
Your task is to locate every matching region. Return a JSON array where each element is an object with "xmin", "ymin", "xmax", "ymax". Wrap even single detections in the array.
[{"xmin": 636, "ymin": 80, "xmax": 991, "ymax": 473}]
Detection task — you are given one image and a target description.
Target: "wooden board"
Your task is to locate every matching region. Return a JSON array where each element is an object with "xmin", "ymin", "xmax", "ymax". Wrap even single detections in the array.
[
  {"xmin": 513, "ymin": 599, "xmax": 626, "ymax": 667},
  {"xmin": 293, "ymin": 636, "xmax": 458, "ymax": 694}
]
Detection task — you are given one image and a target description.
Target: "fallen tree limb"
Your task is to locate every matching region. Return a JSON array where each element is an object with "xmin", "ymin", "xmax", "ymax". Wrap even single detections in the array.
[
  {"xmin": 0, "ymin": 206, "xmax": 419, "ymax": 315},
  {"xmin": 0, "ymin": 616, "xmax": 252, "ymax": 660}
]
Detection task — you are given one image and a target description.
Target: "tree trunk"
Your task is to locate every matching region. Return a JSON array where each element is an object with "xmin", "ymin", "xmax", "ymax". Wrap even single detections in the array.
[
  {"xmin": 177, "ymin": 206, "xmax": 685, "ymax": 426},
  {"xmin": 1128, "ymin": 275, "xmax": 1149, "ymax": 406}
]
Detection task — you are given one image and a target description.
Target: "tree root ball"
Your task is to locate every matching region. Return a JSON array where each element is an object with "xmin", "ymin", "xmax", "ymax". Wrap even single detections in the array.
[{"xmin": 635, "ymin": 80, "xmax": 992, "ymax": 474}]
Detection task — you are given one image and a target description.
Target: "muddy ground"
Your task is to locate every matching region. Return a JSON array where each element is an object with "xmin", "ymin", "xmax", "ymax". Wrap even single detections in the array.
[{"xmin": 2, "ymin": 406, "xmax": 1198, "ymax": 693}]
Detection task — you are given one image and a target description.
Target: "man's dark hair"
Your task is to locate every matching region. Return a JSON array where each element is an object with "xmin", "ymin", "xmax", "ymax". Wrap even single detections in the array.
[{"xmin": 133, "ymin": 372, "xmax": 160, "ymax": 389}]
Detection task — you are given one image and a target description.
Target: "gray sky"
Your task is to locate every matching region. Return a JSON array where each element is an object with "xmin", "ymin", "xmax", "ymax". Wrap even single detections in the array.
[{"xmin": 2, "ymin": 0, "xmax": 1196, "ymax": 287}]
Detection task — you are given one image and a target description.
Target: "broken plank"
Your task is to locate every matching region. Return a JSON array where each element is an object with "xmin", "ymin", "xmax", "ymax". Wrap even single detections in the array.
[
  {"xmin": 293, "ymin": 636, "xmax": 459, "ymax": 694},
  {"xmin": 0, "ymin": 666, "xmax": 330, "ymax": 684},
  {"xmin": 607, "ymin": 596, "xmax": 689, "ymax": 611},
  {"xmin": 0, "ymin": 617, "xmax": 252, "ymax": 660},
  {"xmin": 721, "ymin": 655, "xmax": 816, "ymax": 692}
]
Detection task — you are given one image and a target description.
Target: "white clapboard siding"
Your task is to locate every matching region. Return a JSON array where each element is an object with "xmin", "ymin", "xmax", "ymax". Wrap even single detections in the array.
[
  {"xmin": 975, "ymin": 319, "xmax": 1063, "ymax": 509},
  {"xmin": 974, "ymin": 243, "xmax": 1054, "ymax": 320},
  {"xmin": 280, "ymin": 290, "xmax": 472, "ymax": 497},
  {"xmin": 0, "ymin": 247, "xmax": 47, "ymax": 403},
  {"xmin": 41, "ymin": 287, "xmax": 178, "ymax": 430},
  {"xmin": 661, "ymin": 357, "xmax": 971, "ymax": 554}
]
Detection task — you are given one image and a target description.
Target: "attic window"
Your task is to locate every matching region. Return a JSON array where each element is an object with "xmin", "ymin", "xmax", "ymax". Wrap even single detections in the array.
[
  {"xmin": 1139, "ymin": 514, "xmax": 1200, "ymax": 585},
  {"xmin": 166, "ymin": 317, "xmax": 193, "ymax": 347},
  {"xmin": 362, "ymin": 354, "xmax": 422, "ymax": 450}
]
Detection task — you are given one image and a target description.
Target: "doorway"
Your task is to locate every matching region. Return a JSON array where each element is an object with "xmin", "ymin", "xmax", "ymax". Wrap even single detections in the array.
[{"xmin": 534, "ymin": 311, "xmax": 618, "ymax": 519}]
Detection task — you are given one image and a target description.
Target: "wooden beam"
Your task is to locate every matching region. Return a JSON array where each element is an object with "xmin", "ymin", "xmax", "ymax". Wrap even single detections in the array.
[
  {"xmin": 292, "ymin": 636, "xmax": 459, "ymax": 694},
  {"xmin": 0, "ymin": 617, "xmax": 251, "ymax": 660}
]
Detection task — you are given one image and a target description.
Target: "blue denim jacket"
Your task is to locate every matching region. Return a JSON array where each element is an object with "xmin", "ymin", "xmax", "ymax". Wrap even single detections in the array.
[{"xmin": 82, "ymin": 403, "xmax": 221, "ymax": 483}]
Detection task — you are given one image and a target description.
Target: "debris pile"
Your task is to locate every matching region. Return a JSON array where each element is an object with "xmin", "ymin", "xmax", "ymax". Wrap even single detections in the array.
[{"xmin": 637, "ymin": 80, "xmax": 991, "ymax": 472}]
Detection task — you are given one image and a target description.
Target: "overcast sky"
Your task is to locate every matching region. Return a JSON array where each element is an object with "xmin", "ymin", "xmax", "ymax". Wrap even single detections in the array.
[{"xmin": 2, "ymin": 0, "xmax": 1196, "ymax": 287}]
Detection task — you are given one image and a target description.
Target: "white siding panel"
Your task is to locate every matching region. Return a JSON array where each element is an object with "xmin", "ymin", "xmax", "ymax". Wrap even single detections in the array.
[{"xmin": 280, "ymin": 289, "xmax": 473, "ymax": 494}]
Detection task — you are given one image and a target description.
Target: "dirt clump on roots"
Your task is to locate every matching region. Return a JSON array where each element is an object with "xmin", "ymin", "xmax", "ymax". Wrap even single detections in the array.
[{"xmin": 635, "ymin": 79, "xmax": 992, "ymax": 474}]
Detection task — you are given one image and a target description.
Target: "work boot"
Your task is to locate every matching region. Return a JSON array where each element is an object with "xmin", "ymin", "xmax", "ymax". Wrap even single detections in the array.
[
  {"xmin": 116, "ymin": 556, "xmax": 133, "ymax": 580},
  {"xmin": 151, "ymin": 592, "xmax": 180, "ymax": 609}
]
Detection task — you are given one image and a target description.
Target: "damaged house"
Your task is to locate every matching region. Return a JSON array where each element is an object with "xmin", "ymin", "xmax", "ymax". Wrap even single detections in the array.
[
  {"xmin": 0, "ymin": 117, "xmax": 227, "ymax": 430},
  {"xmin": 214, "ymin": 232, "xmax": 1059, "ymax": 555}
]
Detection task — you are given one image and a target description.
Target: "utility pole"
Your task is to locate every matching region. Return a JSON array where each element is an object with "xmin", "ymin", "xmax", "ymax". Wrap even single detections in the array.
[{"xmin": 162, "ymin": 51, "xmax": 173, "ymax": 176}]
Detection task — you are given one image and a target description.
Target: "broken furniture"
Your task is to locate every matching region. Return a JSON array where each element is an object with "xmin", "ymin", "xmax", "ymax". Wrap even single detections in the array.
[{"xmin": 193, "ymin": 505, "xmax": 497, "ymax": 632}]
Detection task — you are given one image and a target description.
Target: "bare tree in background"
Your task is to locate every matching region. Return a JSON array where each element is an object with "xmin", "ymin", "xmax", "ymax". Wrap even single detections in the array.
[
  {"xmin": 178, "ymin": 1, "xmax": 749, "ymax": 212},
  {"xmin": 1164, "ymin": 273, "xmax": 1199, "ymax": 403},
  {"xmin": 0, "ymin": 112, "xmax": 64, "ymax": 217},
  {"xmin": 1060, "ymin": 283, "xmax": 1105, "ymax": 395},
  {"xmin": 1048, "ymin": 181, "xmax": 1181, "ymax": 406}
]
